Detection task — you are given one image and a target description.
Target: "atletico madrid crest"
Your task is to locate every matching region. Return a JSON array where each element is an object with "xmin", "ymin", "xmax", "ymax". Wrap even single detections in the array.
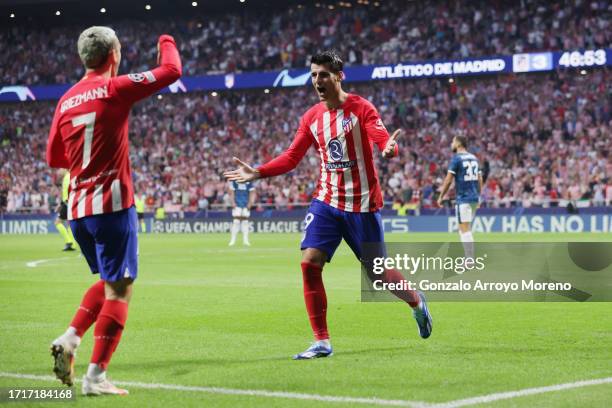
[{"xmin": 342, "ymin": 117, "xmax": 353, "ymax": 134}]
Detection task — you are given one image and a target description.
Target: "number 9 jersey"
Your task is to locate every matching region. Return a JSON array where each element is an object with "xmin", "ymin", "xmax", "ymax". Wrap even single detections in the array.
[
  {"xmin": 448, "ymin": 152, "xmax": 481, "ymax": 204},
  {"xmin": 46, "ymin": 35, "xmax": 182, "ymax": 221}
]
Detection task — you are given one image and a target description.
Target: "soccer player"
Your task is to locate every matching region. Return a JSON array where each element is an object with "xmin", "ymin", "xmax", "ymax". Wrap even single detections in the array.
[
  {"xmin": 437, "ymin": 136, "xmax": 483, "ymax": 259},
  {"xmin": 228, "ymin": 180, "xmax": 255, "ymax": 246},
  {"xmin": 134, "ymin": 192, "xmax": 146, "ymax": 233},
  {"xmin": 55, "ymin": 169, "xmax": 77, "ymax": 251},
  {"xmin": 225, "ymin": 51, "xmax": 432, "ymax": 359},
  {"xmin": 46, "ymin": 26, "xmax": 181, "ymax": 394}
]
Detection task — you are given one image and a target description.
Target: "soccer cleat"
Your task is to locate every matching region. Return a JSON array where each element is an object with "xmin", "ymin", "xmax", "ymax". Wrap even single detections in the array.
[
  {"xmin": 50, "ymin": 342, "xmax": 76, "ymax": 386},
  {"xmin": 63, "ymin": 243, "xmax": 76, "ymax": 252},
  {"xmin": 228, "ymin": 241, "xmax": 236, "ymax": 246},
  {"xmin": 412, "ymin": 291, "xmax": 433, "ymax": 339},
  {"xmin": 82, "ymin": 375, "xmax": 129, "ymax": 396},
  {"xmin": 292, "ymin": 341, "xmax": 333, "ymax": 360},
  {"xmin": 243, "ymin": 241, "xmax": 251, "ymax": 246}
]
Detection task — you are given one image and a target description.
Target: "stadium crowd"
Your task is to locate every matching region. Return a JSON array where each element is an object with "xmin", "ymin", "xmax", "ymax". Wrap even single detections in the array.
[
  {"xmin": 1, "ymin": 0, "xmax": 610, "ymax": 85},
  {"xmin": 1, "ymin": 68, "xmax": 610, "ymax": 214}
]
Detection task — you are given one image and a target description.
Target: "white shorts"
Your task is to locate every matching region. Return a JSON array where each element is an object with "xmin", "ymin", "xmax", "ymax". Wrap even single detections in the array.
[
  {"xmin": 456, "ymin": 203, "xmax": 477, "ymax": 224},
  {"xmin": 232, "ymin": 207, "xmax": 250, "ymax": 218}
]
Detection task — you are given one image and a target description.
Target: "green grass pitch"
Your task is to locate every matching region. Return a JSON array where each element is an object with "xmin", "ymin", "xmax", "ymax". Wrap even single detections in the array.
[{"xmin": 1, "ymin": 232, "xmax": 611, "ymax": 407}]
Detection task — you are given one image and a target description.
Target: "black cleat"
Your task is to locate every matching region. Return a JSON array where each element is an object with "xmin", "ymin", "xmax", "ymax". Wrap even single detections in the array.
[{"xmin": 62, "ymin": 243, "xmax": 75, "ymax": 252}]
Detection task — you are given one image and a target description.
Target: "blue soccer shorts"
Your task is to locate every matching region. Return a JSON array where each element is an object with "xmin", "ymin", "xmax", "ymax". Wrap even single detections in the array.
[
  {"xmin": 70, "ymin": 206, "xmax": 138, "ymax": 282},
  {"xmin": 301, "ymin": 199, "xmax": 385, "ymax": 262}
]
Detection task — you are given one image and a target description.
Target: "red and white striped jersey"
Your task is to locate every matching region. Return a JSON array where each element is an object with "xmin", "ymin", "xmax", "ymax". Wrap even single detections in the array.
[
  {"xmin": 46, "ymin": 35, "xmax": 181, "ymax": 220},
  {"xmin": 258, "ymin": 94, "xmax": 396, "ymax": 212}
]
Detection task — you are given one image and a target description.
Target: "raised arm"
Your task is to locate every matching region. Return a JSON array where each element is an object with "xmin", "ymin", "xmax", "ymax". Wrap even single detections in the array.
[{"xmin": 111, "ymin": 34, "xmax": 182, "ymax": 104}]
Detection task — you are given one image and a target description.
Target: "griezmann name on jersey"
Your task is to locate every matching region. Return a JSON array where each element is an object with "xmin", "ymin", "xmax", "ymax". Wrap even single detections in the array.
[
  {"xmin": 46, "ymin": 35, "xmax": 181, "ymax": 220},
  {"xmin": 258, "ymin": 94, "xmax": 397, "ymax": 213},
  {"xmin": 448, "ymin": 152, "xmax": 480, "ymax": 204}
]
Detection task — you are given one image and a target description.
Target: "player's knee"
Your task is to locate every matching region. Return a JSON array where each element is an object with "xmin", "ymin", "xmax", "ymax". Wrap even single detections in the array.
[
  {"xmin": 104, "ymin": 278, "xmax": 134, "ymax": 302},
  {"xmin": 301, "ymin": 248, "xmax": 326, "ymax": 267}
]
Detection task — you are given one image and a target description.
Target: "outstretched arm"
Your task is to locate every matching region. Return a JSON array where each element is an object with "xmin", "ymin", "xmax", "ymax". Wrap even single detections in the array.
[{"xmin": 224, "ymin": 119, "xmax": 313, "ymax": 182}]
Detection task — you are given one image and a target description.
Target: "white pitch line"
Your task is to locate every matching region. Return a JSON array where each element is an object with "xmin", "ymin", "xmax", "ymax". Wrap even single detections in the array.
[
  {"xmin": 0, "ymin": 372, "xmax": 427, "ymax": 407},
  {"xmin": 3, "ymin": 372, "xmax": 611, "ymax": 407},
  {"xmin": 432, "ymin": 377, "xmax": 612, "ymax": 407},
  {"xmin": 25, "ymin": 256, "xmax": 78, "ymax": 268}
]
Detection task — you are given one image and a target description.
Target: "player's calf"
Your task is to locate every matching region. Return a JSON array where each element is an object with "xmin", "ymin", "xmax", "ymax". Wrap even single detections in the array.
[{"xmin": 84, "ymin": 279, "xmax": 131, "ymax": 394}]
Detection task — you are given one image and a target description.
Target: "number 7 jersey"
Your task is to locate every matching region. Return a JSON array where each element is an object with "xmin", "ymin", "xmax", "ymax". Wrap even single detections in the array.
[{"xmin": 46, "ymin": 35, "xmax": 181, "ymax": 220}]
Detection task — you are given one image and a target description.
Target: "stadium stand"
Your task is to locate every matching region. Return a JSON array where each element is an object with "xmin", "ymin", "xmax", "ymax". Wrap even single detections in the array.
[
  {"xmin": 1, "ymin": 69, "xmax": 610, "ymax": 213},
  {"xmin": 1, "ymin": 0, "xmax": 610, "ymax": 85}
]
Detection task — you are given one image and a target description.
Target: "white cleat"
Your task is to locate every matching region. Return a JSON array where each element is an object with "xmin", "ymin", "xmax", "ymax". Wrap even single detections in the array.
[
  {"xmin": 82, "ymin": 375, "xmax": 129, "ymax": 396},
  {"xmin": 243, "ymin": 241, "xmax": 251, "ymax": 246},
  {"xmin": 228, "ymin": 241, "xmax": 236, "ymax": 246},
  {"xmin": 50, "ymin": 336, "xmax": 79, "ymax": 387}
]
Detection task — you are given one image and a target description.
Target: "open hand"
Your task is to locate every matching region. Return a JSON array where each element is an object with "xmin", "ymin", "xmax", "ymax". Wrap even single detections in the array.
[{"xmin": 223, "ymin": 157, "xmax": 259, "ymax": 183}]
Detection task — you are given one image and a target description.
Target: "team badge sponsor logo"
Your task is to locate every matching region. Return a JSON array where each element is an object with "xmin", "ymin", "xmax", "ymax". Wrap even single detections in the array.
[
  {"xmin": 342, "ymin": 117, "xmax": 353, "ymax": 134},
  {"xmin": 128, "ymin": 73, "xmax": 146, "ymax": 83},
  {"xmin": 328, "ymin": 139, "xmax": 344, "ymax": 162},
  {"xmin": 375, "ymin": 118, "xmax": 386, "ymax": 130}
]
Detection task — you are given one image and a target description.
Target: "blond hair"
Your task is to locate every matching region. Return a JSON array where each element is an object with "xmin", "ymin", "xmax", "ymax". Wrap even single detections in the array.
[{"xmin": 77, "ymin": 26, "xmax": 119, "ymax": 69}]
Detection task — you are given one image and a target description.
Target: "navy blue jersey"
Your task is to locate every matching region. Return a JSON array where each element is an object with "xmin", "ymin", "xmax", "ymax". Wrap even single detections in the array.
[
  {"xmin": 448, "ymin": 152, "xmax": 480, "ymax": 204},
  {"xmin": 230, "ymin": 181, "xmax": 254, "ymax": 208}
]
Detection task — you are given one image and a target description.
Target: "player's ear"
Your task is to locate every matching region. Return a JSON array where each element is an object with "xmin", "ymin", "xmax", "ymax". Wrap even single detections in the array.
[{"xmin": 337, "ymin": 71, "xmax": 345, "ymax": 82}]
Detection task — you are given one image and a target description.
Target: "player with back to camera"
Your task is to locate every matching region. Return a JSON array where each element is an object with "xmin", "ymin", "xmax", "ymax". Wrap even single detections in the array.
[
  {"xmin": 437, "ymin": 136, "xmax": 483, "ymax": 259},
  {"xmin": 225, "ymin": 51, "xmax": 432, "ymax": 360},
  {"xmin": 228, "ymin": 180, "xmax": 255, "ymax": 246},
  {"xmin": 46, "ymin": 26, "xmax": 181, "ymax": 395}
]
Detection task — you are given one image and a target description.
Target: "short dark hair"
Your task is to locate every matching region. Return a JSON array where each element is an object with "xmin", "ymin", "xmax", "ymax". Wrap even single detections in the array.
[
  {"xmin": 311, "ymin": 50, "xmax": 344, "ymax": 73},
  {"xmin": 454, "ymin": 136, "xmax": 468, "ymax": 148}
]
